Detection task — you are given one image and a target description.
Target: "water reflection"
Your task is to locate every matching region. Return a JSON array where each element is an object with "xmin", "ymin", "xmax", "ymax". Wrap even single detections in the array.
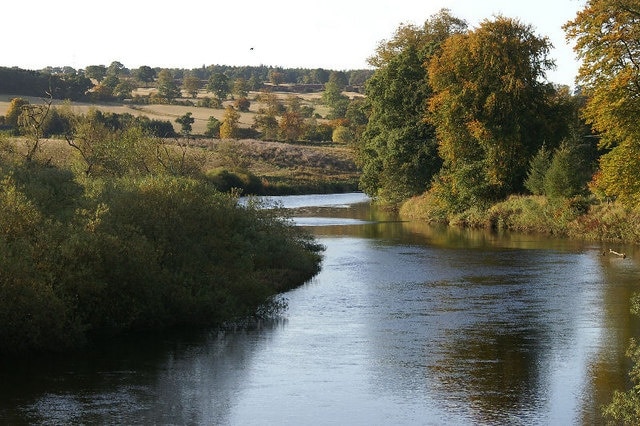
[{"xmin": 2, "ymin": 193, "xmax": 639, "ymax": 425}]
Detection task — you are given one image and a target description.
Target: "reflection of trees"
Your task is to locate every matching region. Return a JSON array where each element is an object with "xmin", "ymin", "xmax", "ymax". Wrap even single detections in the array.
[
  {"xmin": 583, "ymin": 254, "xmax": 640, "ymax": 424},
  {"xmin": 1, "ymin": 322, "xmax": 283, "ymax": 424},
  {"xmin": 431, "ymin": 322, "xmax": 544, "ymax": 424}
]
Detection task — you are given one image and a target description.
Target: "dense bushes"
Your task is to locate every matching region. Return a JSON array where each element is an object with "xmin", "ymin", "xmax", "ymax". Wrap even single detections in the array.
[{"xmin": 0, "ymin": 165, "xmax": 323, "ymax": 356}]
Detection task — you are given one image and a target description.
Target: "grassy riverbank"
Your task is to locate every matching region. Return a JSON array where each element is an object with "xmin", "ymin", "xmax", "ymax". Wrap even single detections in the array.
[
  {"xmin": 400, "ymin": 193, "xmax": 640, "ymax": 246},
  {"xmin": 0, "ymin": 135, "xmax": 334, "ymax": 356}
]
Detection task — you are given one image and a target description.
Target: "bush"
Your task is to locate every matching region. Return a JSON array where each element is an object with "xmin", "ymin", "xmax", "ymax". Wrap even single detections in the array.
[
  {"xmin": 205, "ymin": 167, "xmax": 263, "ymax": 194},
  {"xmin": 0, "ymin": 166, "xmax": 323, "ymax": 356}
]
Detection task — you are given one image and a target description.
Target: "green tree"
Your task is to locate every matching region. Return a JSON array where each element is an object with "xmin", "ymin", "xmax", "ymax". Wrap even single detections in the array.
[
  {"xmin": 157, "ymin": 69, "xmax": 180, "ymax": 102},
  {"xmin": 113, "ymin": 79, "xmax": 134, "ymax": 100},
  {"xmin": 357, "ymin": 9, "xmax": 465, "ymax": 205},
  {"xmin": 207, "ymin": 73, "xmax": 230, "ymax": 100},
  {"xmin": 428, "ymin": 16, "xmax": 556, "ymax": 210},
  {"xmin": 332, "ymin": 126, "xmax": 354, "ymax": 144},
  {"xmin": 106, "ymin": 61, "xmax": 125, "ymax": 77},
  {"xmin": 543, "ymin": 139, "xmax": 593, "ymax": 198},
  {"xmin": 564, "ymin": 0, "xmax": 640, "ymax": 207},
  {"xmin": 252, "ymin": 113, "xmax": 279, "ymax": 140},
  {"xmin": 175, "ymin": 112, "xmax": 195, "ymax": 137},
  {"xmin": 85, "ymin": 65, "xmax": 107, "ymax": 82},
  {"xmin": 182, "ymin": 72, "xmax": 201, "ymax": 98},
  {"xmin": 204, "ymin": 116, "xmax": 221, "ymax": 138},
  {"xmin": 135, "ymin": 65, "xmax": 156, "ymax": 86},
  {"xmin": 524, "ymin": 144, "xmax": 552, "ymax": 195}
]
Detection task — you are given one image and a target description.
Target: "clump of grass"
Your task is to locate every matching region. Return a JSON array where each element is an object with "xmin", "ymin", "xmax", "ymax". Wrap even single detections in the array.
[{"xmin": 568, "ymin": 202, "xmax": 640, "ymax": 244}]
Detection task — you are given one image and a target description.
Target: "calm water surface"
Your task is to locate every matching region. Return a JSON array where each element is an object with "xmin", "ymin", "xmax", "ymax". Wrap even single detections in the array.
[{"xmin": 2, "ymin": 193, "xmax": 640, "ymax": 425}]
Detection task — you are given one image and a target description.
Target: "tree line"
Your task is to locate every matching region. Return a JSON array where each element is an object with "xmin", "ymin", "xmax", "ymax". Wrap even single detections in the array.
[
  {"xmin": 357, "ymin": 4, "xmax": 640, "ymax": 219},
  {"xmin": 353, "ymin": 3, "xmax": 640, "ymax": 422},
  {"xmin": 0, "ymin": 63, "xmax": 373, "ymax": 103}
]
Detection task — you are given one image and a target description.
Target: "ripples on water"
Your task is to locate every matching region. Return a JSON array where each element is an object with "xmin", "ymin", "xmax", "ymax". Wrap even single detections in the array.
[{"xmin": 2, "ymin": 193, "xmax": 639, "ymax": 425}]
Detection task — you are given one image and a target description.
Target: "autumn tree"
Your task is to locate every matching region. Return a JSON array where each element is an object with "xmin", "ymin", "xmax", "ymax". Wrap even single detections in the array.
[
  {"xmin": 279, "ymin": 111, "xmax": 304, "ymax": 141},
  {"xmin": 5, "ymin": 97, "xmax": 29, "ymax": 128},
  {"xmin": 565, "ymin": 0, "xmax": 640, "ymax": 207},
  {"xmin": 220, "ymin": 105, "xmax": 240, "ymax": 139},
  {"xmin": 428, "ymin": 16, "xmax": 556, "ymax": 211},
  {"xmin": 357, "ymin": 9, "xmax": 466, "ymax": 205},
  {"xmin": 268, "ymin": 69, "xmax": 285, "ymax": 86}
]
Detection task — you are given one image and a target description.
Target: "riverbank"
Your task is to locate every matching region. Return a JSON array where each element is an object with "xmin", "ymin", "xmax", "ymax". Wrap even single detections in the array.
[
  {"xmin": 400, "ymin": 193, "xmax": 640, "ymax": 246},
  {"xmin": 0, "ymin": 147, "xmax": 327, "ymax": 356}
]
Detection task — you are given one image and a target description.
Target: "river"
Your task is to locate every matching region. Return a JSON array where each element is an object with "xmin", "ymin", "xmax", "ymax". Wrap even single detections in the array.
[{"xmin": 1, "ymin": 193, "xmax": 639, "ymax": 425}]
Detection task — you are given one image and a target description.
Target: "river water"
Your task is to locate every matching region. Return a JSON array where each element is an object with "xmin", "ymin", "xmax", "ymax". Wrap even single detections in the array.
[{"xmin": 2, "ymin": 193, "xmax": 639, "ymax": 425}]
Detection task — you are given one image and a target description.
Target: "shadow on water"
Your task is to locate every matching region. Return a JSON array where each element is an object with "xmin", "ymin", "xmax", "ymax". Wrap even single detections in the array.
[{"xmin": 0, "ymin": 319, "xmax": 287, "ymax": 425}]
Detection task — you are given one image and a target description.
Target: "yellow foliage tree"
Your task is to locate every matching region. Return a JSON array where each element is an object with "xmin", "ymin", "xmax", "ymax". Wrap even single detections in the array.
[
  {"xmin": 565, "ymin": 0, "xmax": 640, "ymax": 207},
  {"xmin": 220, "ymin": 105, "xmax": 240, "ymax": 139}
]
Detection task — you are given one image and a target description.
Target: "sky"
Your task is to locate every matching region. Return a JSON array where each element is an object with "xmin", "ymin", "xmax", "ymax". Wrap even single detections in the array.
[{"xmin": 3, "ymin": 0, "xmax": 585, "ymax": 87}]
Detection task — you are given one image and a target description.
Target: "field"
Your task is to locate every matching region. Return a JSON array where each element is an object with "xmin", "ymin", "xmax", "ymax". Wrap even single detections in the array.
[
  {"xmin": 0, "ymin": 90, "xmax": 361, "ymax": 193},
  {"xmin": 0, "ymin": 88, "xmax": 362, "ymax": 135}
]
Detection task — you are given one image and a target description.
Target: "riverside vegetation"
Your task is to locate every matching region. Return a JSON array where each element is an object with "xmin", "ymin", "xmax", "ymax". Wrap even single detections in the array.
[
  {"xmin": 2, "ymin": 0, "xmax": 640, "ymax": 420},
  {"xmin": 0, "ymin": 112, "xmax": 327, "ymax": 357}
]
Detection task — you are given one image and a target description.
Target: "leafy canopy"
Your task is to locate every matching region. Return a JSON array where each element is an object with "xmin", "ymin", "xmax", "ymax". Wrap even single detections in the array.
[
  {"xmin": 357, "ymin": 9, "xmax": 466, "ymax": 206},
  {"xmin": 565, "ymin": 0, "xmax": 640, "ymax": 207},
  {"xmin": 427, "ymin": 16, "xmax": 556, "ymax": 210}
]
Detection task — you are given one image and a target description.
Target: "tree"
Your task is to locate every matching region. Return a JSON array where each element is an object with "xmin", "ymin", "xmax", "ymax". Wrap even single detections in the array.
[
  {"xmin": 18, "ymin": 95, "xmax": 53, "ymax": 162},
  {"xmin": 357, "ymin": 9, "xmax": 466, "ymax": 205},
  {"xmin": 85, "ymin": 65, "xmax": 107, "ymax": 82},
  {"xmin": 332, "ymin": 126, "xmax": 354, "ymax": 144},
  {"xmin": 206, "ymin": 73, "xmax": 230, "ymax": 100},
  {"xmin": 135, "ymin": 65, "xmax": 156, "ymax": 86},
  {"xmin": 524, "ymin": 144, "xmax": 552, "ymax": 195},
  {"xmin": 252, "ymin": 112, "xmax": 279, "ymax": 140},
  {"xmin": 279, "ymin": 111, "xmax": 304, "ymax": 141},
  {"xmin": 268, "ymin": 69, "xmax": 285, "ymax": 86},
  {"xmin": 175, "ymin": 112, "xmax": 195, "ymax": 137},
  {"xmin": 157, "ymin": 69, "xmax": 180, "ymax": 102},
  {"xmin": 114, "ymin": 79, "xmax": 134, "ymax": 100},
  {"xmin": 427, "ymin": 16, "xmax": 556, "ymax": 210},
  {"xmin": 234, "ymin": 97, "xmax": 251, "ymax": 112},
  {"xmin": 564, "ymin": 0, "xmax": 640, "ymax": 207},
  {"xmin": 204, "ymin": 116, "xmax": 221, "ymax": 138},
  {"xmin": 182, "ymin": 73, "xmax": 201, "ymax": 98},
  {"xmin": 233, "ymin": 77, "xmax": 248, "ymax": 97},
  {"xmin": 107, "ymin": 61, "xmax": 125, "ymax": 77},
  {"xmin": 220, "ymin": 105, "xmax": 240, "ymax": 139},
  {"xmin": 5, "ymin": 97, "xmax": 29, "ymax": 128},
  {"xmin": 543, "ymin": 137, "xmax": 595, "ymax": 198}
]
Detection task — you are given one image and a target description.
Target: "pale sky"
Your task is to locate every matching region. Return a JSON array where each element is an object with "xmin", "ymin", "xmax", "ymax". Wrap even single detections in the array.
[{"xmin": 4, "ymin": 0, "xmax": 585, "ymax": 86}]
